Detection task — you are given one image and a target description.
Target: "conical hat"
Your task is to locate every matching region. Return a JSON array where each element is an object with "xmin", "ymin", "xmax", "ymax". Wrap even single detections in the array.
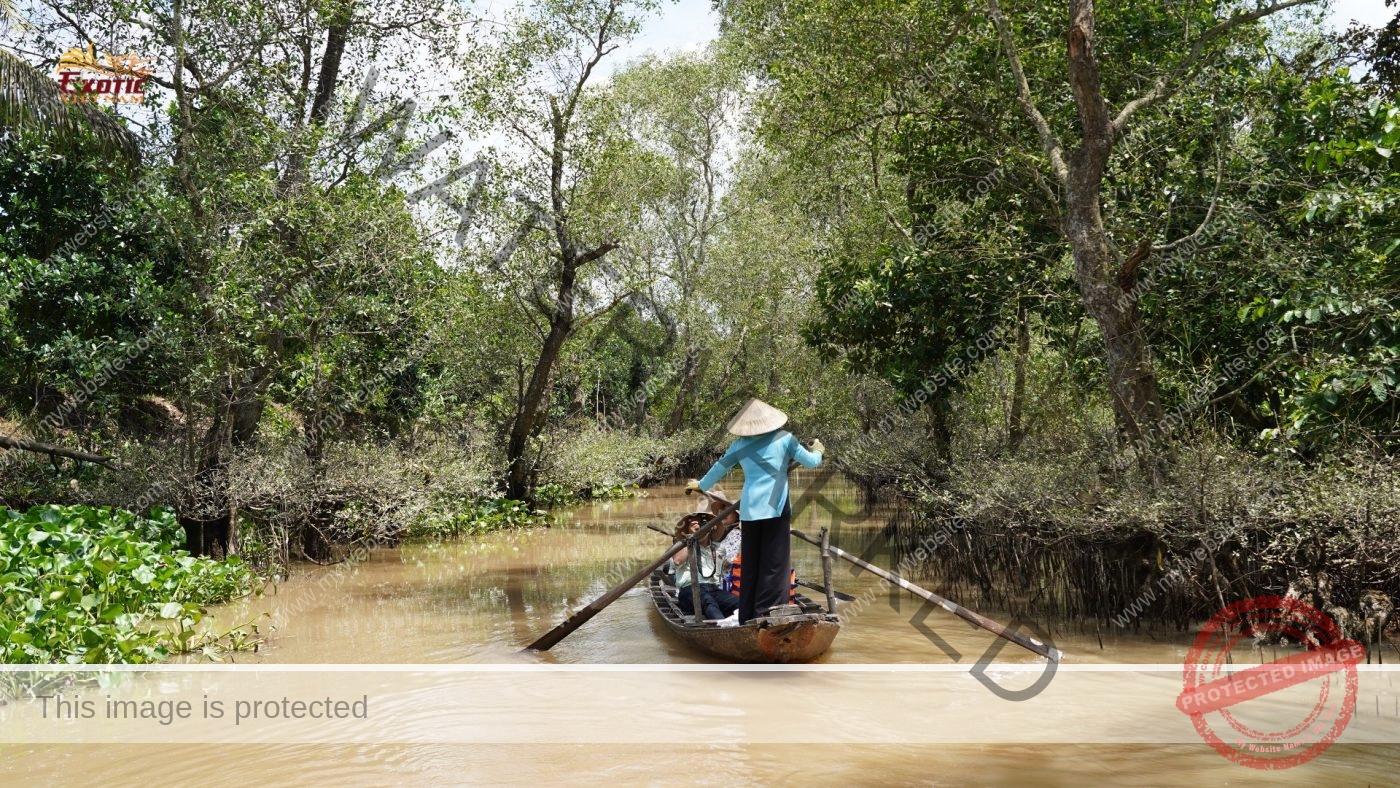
[{"xmin": 725, "ymin": 398, "xmax": 787, "ymax": 436}]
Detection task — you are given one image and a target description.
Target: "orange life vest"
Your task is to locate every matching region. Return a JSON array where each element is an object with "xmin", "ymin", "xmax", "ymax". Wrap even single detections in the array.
[{"xmin": 724, "ymin": 555, "xmax": 797, "ymax": 602}]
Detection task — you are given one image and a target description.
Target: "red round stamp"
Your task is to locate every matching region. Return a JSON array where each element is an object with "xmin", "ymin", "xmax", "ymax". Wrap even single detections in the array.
[{"xmin": 1177, "ymin": 595, "xmax": 1362, "ymax": 769}]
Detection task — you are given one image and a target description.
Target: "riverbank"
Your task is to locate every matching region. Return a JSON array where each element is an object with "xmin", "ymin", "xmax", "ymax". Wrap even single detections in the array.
[
  {"xmin": 872, "ymin": 438, "xmax": 1400, "ymax": 645},
  {"xmin": 0, "ymin": 416, "xmax": 715, "ymax": 565}
]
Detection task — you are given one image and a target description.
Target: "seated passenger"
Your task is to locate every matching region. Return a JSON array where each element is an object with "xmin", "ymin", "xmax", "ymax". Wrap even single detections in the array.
[
  {"xmin": 671, "ymin": 507, "xmax": 740, "ymax": 625},
  {"xmin": 706, "ymin": 485, "xmax": 741, "ymax": 573}
]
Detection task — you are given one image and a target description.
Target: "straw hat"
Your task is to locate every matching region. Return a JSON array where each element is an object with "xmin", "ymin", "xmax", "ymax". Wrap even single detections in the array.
[
  {"xmin": 682, "ymin": 504, "xmax": 736, "ymax": 542},
  {"xmin": 692, "ymin": 485, "xmax": 730, "ymax": 516},
  {"xmin": 725, "ymin": 398, "xmax": 787, "ymax": 436}
]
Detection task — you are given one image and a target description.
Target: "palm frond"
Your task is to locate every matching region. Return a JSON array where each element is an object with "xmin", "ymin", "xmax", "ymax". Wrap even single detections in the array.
[{"xmin": 0, "ymin": 46, "xmax": 139, "ymax": 164}]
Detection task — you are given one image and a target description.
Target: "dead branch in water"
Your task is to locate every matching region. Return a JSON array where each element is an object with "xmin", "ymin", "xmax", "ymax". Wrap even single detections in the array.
[{"xmin": 0, "ymin": 434, "xmax": 116, "ymax": 468}]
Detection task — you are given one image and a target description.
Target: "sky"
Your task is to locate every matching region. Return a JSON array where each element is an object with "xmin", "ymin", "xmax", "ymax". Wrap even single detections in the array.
[
  {"xmin": 618, "ymin": 0, "xmax": 1395, "ymax": 62},
  {"xmin": 607, "ymin": 0, "xmax": 718, "ymax": 69},
  {"xmin": 1327, "ymin": 0, "xmax": 1394, "ymax": 30}
]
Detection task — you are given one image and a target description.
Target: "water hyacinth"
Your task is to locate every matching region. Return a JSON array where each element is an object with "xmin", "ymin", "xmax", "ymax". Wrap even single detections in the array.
[
  {"xmin": 0, "ymin": 505, "xmax": 259, "ymax": 664},
  {"xmin": 405, "ymin": 497, "xmax": 551, "ymax": 540}
]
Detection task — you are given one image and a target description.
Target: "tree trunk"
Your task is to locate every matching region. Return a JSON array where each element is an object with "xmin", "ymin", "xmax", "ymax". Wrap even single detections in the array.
[
  {"xmin": 506, "ymin": 294, "xmax": 574, "ymax": 500},
  {"xmin": 182, "ymin": 371, "xmax": 269, "ymax": 557},
  {"xmin": 1063, "ymin": 1, "xmax": 1163, "ymax": 456},
  {"xmin": 502, "ymin": 237, "xmax": 617, "ymax": 498},
  {"xmin": 929, "ymin": 404, "xmax": 954, "ymax": 467},
  {"xmin": 283, "ymin": 4, "xmax": 353, "ymax": 193},
  {"xmin": 665, "ymin": 347, "xmax": 702, "ymax": 435},
  {"xmin": 182, "ymin": 382, "xmax": 226, "ymax": 556},
  {"xmin": 1007, "ymin": 303, "xmax": 1030, "ymax": 453}
]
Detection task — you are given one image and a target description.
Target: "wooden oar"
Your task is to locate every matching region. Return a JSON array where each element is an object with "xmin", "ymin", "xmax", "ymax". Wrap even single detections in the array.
[
  {"xmin": 791, "ymin": 529, "xmax": 1064, "ymax": 662},
  {"xmin": 523, "ymin": 494, "xmax": 739, "ymax": 652},
  {"xmin": 645, "ymin": 525, "xmax": 856, "ymax": 602},
  {"xmin": 797, "ymin": 578, "xmax": 856, "ymax": 603}
]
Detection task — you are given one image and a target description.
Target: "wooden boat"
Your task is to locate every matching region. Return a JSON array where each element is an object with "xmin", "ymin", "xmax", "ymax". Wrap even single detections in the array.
[{"xmin": 647, "ymin": 569, "xmax": 841, "ymax": 662}]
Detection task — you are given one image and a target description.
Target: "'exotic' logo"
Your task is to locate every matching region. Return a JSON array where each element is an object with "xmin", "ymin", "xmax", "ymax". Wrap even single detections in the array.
[{"xmin": 55, "ymin": 43, "xmax": 153, "ymax": 103}]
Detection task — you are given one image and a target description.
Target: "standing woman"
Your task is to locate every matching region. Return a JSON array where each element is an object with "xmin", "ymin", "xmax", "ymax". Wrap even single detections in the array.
[{"xmin": 687, "ymin": 398, "xmax": 824, "ymax": 623}]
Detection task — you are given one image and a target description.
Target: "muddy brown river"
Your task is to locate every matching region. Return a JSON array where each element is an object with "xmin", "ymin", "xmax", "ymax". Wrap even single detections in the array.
[{"xmin": 4, "ymin": 472, "xmax": 1398, "ymax": 784}]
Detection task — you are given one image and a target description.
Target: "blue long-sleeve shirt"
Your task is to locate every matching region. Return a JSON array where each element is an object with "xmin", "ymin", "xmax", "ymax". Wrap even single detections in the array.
[{"xmin": 697, "ymin": 429, "xmax": 823, "ymax": 520}]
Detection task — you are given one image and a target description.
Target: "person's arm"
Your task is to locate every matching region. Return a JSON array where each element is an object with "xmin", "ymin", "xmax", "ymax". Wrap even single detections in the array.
[
  {"xmin": 695, "ymin": 441, "xmax": 740, "ymax": 491},
  {"xmin": 789, "ymin": 433, "xmax": 823, "ymax": 469}
]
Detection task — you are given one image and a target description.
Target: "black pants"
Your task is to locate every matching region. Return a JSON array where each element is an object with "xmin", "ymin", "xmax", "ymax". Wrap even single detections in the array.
[
  {"xmin": 677, "ymin": 583, "xmax": 738, "ymax": 620},
  {"xmin": 738, "ymin": 501, "xmax": 791, "ymax": 623}
]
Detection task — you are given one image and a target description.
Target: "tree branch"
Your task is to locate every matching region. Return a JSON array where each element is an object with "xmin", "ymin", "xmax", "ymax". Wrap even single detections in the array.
[
  {"xmin": 575, "ymin": 241, "xmax": 619, "ymax": 267},
  {"xmin": 1153, "ymin": 147, "xmax": 1226, "ymax": 253},
  {"xmin": 563, "ymin": 2, "xmax": 620, "ymax": 122},
  {"xmin": 525, "ymin": 279, "xmax": 558, "ymax": 320},
  {"xmin": 547, "ymin": 94, "xmax": 570, "ymax": 255},
  {"xmin": 1112, "ymin": 0, "xmax": 1320, "ymax": 131},
  {"xmin": 0, "ymin": 435, "xmax": 115, "ymax": 468},
  {"xmin": 507, "ymin": 116, "xmax": 552, "ymax": 157},
  {"xmin": 986, "ymin": 0, "xmax": 1070, "ymax": 185},
  {"xmin": 577, "ymin": 286, "xmax": 636, "ymax": 327}
]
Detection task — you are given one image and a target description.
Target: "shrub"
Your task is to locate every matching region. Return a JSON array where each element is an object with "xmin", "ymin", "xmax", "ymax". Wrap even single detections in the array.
[
  {"xmin": 226, "ymin": 433, "xmax": 499, "ymax": 554},
  {"xmin": 535, "ymin": 424, "xmax": 709, "ymax": 495}
]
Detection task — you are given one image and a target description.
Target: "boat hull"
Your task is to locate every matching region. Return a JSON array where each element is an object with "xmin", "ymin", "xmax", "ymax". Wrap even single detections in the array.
[{"xmin": 647, "ymin": 570, "xmax": 840, "ymax": 663}]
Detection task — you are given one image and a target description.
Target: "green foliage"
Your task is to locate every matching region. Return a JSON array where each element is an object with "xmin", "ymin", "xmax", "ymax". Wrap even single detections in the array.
[
  {"xmin": 531, "ymin": 483, "xmax": 577, "ymax": 508},
  {"xmin": 0, "ymin": 132, "xmax": 180, "ymax": 414},
  {"xmin": 723, "ymin": 0, "xmax": 1395, "ymax": 460},
  {"xmin": 588, "ymin": 484, "xmax": 641, "ymax": 501},
  {"xmin": 0, "ymin": 505, "xmax": 258, "ymax": 664},
  {"xmin": 1241, "ymin": 81, "xmax": 1400, "ymax": 449},
  {"xmin": 405, "ymin": 498, "xmax": 549, "ymax": 540},
  {"xmin": 809, "ymin": 245, "xmax": 1021, "ymax": 397}
]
